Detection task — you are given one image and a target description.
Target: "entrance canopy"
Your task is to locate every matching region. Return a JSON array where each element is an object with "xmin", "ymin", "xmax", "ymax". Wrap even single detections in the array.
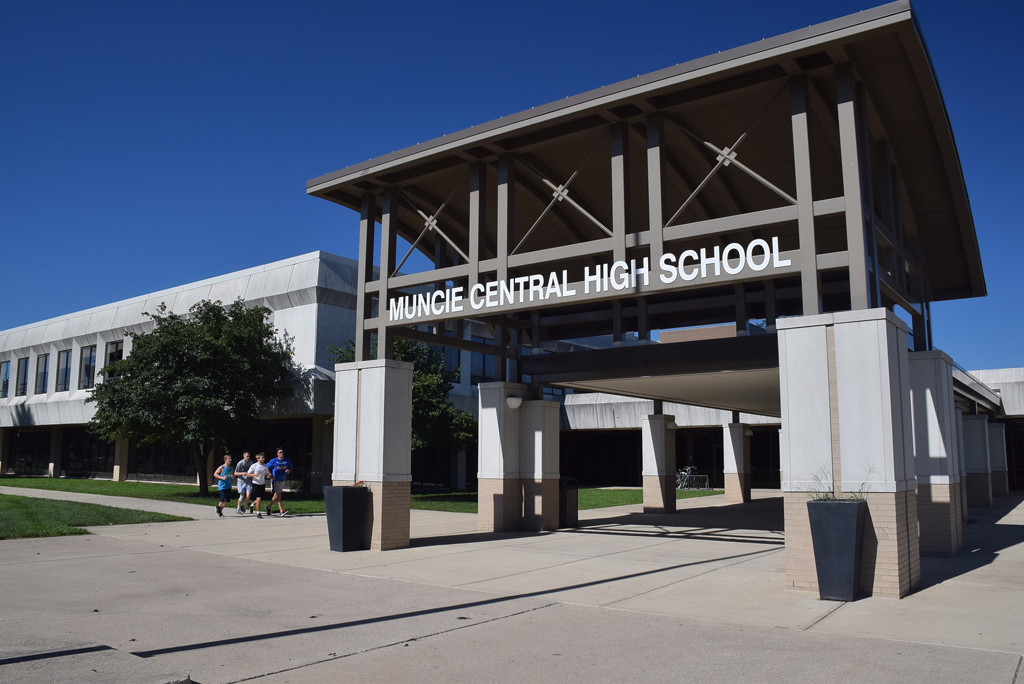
[{"xmin": 308, "ymin": 0, "xmax": 984, "ymax": 412}]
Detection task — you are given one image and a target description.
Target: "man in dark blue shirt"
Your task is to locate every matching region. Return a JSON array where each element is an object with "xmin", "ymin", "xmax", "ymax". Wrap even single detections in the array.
[{"xmin": 265, "ymin": 448, "xmax": 292, "ymax": 517}]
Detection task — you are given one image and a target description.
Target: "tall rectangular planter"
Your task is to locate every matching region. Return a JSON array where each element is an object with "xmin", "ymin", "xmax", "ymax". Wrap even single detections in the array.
[
  {"xmin": 324, "ymin": 486, "xmax": 371, "ymax": 552},
  {"xmin": 806, "ymin": 499, "xmax": 867, "ymax": 601}
]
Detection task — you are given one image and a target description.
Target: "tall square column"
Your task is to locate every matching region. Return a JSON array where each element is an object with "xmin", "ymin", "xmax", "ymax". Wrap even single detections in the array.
[
  {"xmin": 962, "ymin": 415, "xmax": 992, "ymax": 509},
  {"xmin": 333, "ymin": 359, "xmax": 414, "ymax": 551},
  {"xmin": 520, "ymin": 400, "xmax": 560, "ymax": 531},
  {"xmin": 723, "ymin": 423, "xmax": 751, "ymax": 503},
  {"xmin": 113, "ymin": 438, "xmax": 130, "ymax": 482},
  {"xmin": 48, "ymin": 427, "xmax": 63, "ymax": 478},
  {"xmin": 477, "ymin": 382, "xmax": 526, "ymax": 532},
  {"xmin": 909, "ymin": 351, "xmax": 964, "ymax": 555},
  {"xmin": 988, "ymin": 423, "xmax": 1009, "ymax": 498},
  {"xmin": 642, "ymin": 414, "xmax": 676, "ymax": 513},
  {"xmin": 778, "ymin": 309, "xmax": 919, "ymax": 598}
]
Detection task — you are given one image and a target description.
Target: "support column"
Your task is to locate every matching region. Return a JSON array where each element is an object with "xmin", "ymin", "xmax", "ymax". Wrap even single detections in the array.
[
  {"xmin": 988, "ymin": 422, "xmax": 1009, "ymax": 498},
  {"xmin": 723, "ymin": 423, "xmax": 751, "ymax": 504},
  {"xmin": 909, "ymin": 351, "xmax": 964, "ymax": 555},
  {"xmin": 113, "ymin": 438, "xmax": 130, "ymax": 482},
  {"xmin": 962, "ymin": 415, "xmax": 992, "ymax": 509},
  {"xmin": 641, "ymin": 414, "xmax": 676, "ymax": 513},
  {"xmin": 48, "ymin": 427, "xmax": 63, "ymax": 478},
  {"xmin": 779, "ymin": 309, "xmax": 919, "ymax": 599},
  {"xmin": 332, "ymin": 359, "xmax": 414, "ymax": 550},
  {"xmin": 477, "ymin": 382, "xmax": 526, "ymax": 532},
  {"xmin": 955, "ymin": 407, "xmax": 968, "ymax": 522},
  {"xmin": 520, "ymin": 400, "xmax": 560, "ymax": 531}
]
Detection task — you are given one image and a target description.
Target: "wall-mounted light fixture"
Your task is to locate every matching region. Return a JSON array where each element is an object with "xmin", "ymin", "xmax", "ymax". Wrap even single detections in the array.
[{"xmin": 506, "ymin": 396, "xmax": 523, "ymax": 410}]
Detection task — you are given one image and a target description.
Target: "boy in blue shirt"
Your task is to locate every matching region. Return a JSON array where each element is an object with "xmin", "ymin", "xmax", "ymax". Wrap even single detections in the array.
[
  {"xmin": 213, "ymin": 454, "xmax": 233, "ymax": 517},
  {"xmin": 265, "ymin": 448, "xmax": 292, "ymax": 517}
]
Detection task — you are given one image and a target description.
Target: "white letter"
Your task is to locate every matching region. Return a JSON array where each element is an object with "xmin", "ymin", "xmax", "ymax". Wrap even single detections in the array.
[
  {"xmin": 722, "ymin": 242, "xmax": 745, "ymax": 275},
  {"xmin": 660, "ymin": 253, "xmax": 677, "ymax": 284},
  {"xmin": 680, "ymin": 249, "xmax": 699, "ymax": 281},
  {"xmin": 584, "ymin": 265, "xmax": 601, "ymax": 294},
  {"xmin": 500, "ymin": 279, "xmax": 515, "ymax": 306},
  {"xmin": 470, "ymin": 283, "xmax": 485, "ymax": 309},
  {"xmin": 485, "ymin": 281, "xmax": 499, "ymax": 308},
  {"xmin": 545, "ymin": 271, "xmax": 562, "ymax": 299},
  {"xmin": 700, "ymin": 245, "xmax": 721, "ymax": 278},
  {"xmin": 389, "ymin": 296, "xmax": 406, "ymax": 322},
  {"xmin": 529, "ymin": 274, "xmax": 545, "ymax": 302},
  {"xmin": 561, "ymin": 270, "xmax": 577, "ymax": 297},
  {"xmin": 431, "ymin": 289, "xmax": 446, "ymax": 316},
  {"xmin": 746, "ymin": 239, "xmax": 770, "ymax": 271},
  {"xmin": 610, "ymin": 261, "xmax": 629, "ymax": 291},
  {"xmin": 771, "ymin": 236, "xmax": 791, "ymax": 268},
  {"xmin": 632, "ymin": 257, "xmax": 650, "ymax": 287}
]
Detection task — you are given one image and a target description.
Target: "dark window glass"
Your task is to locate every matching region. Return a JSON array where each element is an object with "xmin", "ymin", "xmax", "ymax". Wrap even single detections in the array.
[
  {"xmin": 79, "ymin": 345, "xmax": 97, "ymax": 390},
  {"xmin": 0, "ymin": 360, "xmax": 9, "ymax": 398},
  {"xmin": 56, "ymin": 350, "xmax": 72, "ymax": 392},
  {"xmin": 104, "ymin": 340, "xmax": 124, "ymax": 379},
  {"xmin": 35, "ymin": 353, "xmax": 49, "ymax": 394},
  {"xmin": 15, "ymin": 357, "xmax": 29, "ymax": 396}
]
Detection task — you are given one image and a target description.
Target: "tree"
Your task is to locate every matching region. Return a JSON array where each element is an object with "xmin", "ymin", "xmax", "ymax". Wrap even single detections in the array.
[
  {"xmin": 88, "ymin": 299, "xmax": 294, "ymax": 494},
  {"xmin": 330, "ymin": 339, "xmax": 475, "ymax": 454}
]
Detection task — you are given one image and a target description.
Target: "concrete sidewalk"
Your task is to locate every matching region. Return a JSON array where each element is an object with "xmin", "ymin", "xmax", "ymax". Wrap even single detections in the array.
[{"xmin": 1, "ymin": 486, "xmax": 1021, "ymax": 683}]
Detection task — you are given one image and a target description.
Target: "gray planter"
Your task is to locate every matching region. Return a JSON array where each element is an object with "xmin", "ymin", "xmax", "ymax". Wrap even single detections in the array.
[
  {"xmin": 324, "ymin": 486, "xmax": 371, "ymax": 552},
  {"xmin": 806, "ymin": 499, "xmax": 867, "ymax": 601}
]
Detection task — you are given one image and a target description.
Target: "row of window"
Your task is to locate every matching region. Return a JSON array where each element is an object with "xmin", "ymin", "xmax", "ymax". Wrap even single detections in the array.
[{"xmin": 0, "ymin": 340, "xmax": 123, "ymax": 399}]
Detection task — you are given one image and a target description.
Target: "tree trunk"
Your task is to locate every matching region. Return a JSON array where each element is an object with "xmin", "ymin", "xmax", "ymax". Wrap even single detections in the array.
[{"xmin": 194, "ymin": 442, "xmax": 210, "ymax": 495}]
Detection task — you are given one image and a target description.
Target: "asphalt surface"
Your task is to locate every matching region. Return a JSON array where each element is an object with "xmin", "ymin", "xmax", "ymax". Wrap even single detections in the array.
[{"xmin": 1, "ymin": 486, "xmax": 1021, "ymax": 683}]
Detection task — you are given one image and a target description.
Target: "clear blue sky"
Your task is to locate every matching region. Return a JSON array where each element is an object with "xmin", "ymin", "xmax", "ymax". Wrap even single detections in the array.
[{"xmin": 2, "ymin": 0, "xmax": 1021, "ymax": 370}]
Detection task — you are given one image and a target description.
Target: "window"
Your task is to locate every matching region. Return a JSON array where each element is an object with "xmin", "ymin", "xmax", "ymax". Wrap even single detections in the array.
[
  {"xmin": 0, "ymin": 360, "xmax": 9, "ymax": 398},
  {"xmin": 35, "ymin": 353, "xmax": 49, "ymax": 394},
  {"xmin": 79, "ymin": 345, "xmax": 97, "ymax": 389},
  {"xmin": 104, "ymin": 340, "xmax": 124, "ymax": 379},
  {"xmin": 56, "ymin": 350, "xmax": 72, "ymax": 392},
  {"xmin": 15, "ymin": 357, "xmax": 29, "ymax": 396}
]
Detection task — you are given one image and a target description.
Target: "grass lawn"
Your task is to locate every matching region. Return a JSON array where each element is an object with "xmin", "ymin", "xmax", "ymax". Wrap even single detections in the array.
[
  {"xmin": 0, "ymin": 476, "xmax": 721, "ymax": 516},
  {"xmin": 0, "ymin": 494, "xmax": 190, "ymax": 540}
]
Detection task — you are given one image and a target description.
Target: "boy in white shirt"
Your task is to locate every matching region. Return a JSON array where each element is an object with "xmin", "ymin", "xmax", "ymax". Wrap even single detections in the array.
[{"xmin": 247, "ymin": 453, "xmax": 272, "ymax": 519}]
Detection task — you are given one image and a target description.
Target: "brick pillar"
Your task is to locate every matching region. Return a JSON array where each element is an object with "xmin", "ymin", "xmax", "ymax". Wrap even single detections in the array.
[
  {"xmin": 909, "ymin": 351, "xmax": 964, "ymax": 555},
  {"xmin": 962, "ymin": 415, "xmax": 992, "ymax": 509},
  {"xmin": 988, "ymin": 422, "xmax": 1009, "ymax": 498},
  {"xmin": 332, "ymin": 359, "xmax": 413, "ymax": 550},
  {"xmin": 477, "ymin": 382, "xmax": 526, "ymax": 532},
  {"xmin": 642, "ymin": 414, "xmax": 676, "ymax": 513},
  {"xmin": 778, "ymin": 310, "xmax": 919, "ymax": 599},
  {"xmin": 112, "ymin": 438, "xmax": 130, "ymax": 482},
  {"xmin": 723, "ymin": 423, "xmax": 751, "ymax": 503},
  {"xmin": 520, "ymin": 400, "xmax": 560, "ymax": 531}
]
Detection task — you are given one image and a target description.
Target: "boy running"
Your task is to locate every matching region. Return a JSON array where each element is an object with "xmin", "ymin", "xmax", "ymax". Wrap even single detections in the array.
[
  {"xmin": 247, "ymin": 453, "xmax": 271, "ymax": 519},
  {"xmin": 234, "ymin": 451, "xmax": 254, "ymax": 514},
  {"xmin": 213, "ymin": 454, "xmax": 233, "ymax": 517},
  {"xmin": 265, "ymin": 448, "xmax": 292, "ymax": 517}
]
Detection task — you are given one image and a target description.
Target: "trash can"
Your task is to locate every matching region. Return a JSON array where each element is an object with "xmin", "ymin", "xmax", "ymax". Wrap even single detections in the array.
[
  {"xmin": 323, "ymin": 485, "xmax": 371, "ymax": 551},
  {"xmin": 559, "ymin": 477, "xmax": 578, "ymax": 528}
]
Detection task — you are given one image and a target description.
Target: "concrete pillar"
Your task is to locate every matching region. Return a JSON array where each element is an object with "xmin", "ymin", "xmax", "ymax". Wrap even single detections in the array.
[
  {"xmin": 955, "ymin": 407, "xmax": 968, "ymax": 522},
  {"xmin": 962, "ymin": 415, "xmax": 992, "ymax": 509},
  {"xmin": 477, "ymin": 382, "xmax": 526, "ymax": 532},
  {"xmin": 113, "ymin": 439, "xmax": 130, "ymax": 482},
  {"xmin": 310, "ymin": 415, "xmax": 332, "ymax": 493},
  {"xmin": 778, "ymin": 309, "xmax": 919, "ymax": 599},
  {"xmin": 333, "ymin": 359, "xmax": 414, "ymax": 550},
  {"xmin": 48, "ymin": 427, "xmax": 63, "ymax": 478},
  {"xmin": 520, "ymin": 400, "xmax": 560, "ymax": 531},
  {"xmin": 988, "ymin": 422, "xmax": 1009, "ymax": 498},
  {"xmin": 909, "ymin": 351, "xmax": 964, "ymax": 555},
  {"xmin": 641, "ymin": 414, "xmax": 676, "ymax": 513},
  {"xmin": 723, "ymin": 423, "xmax": 751, "ymax": 503}
]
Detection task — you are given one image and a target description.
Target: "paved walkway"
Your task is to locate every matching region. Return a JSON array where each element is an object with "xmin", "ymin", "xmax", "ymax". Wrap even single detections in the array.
[{"xmin": 1, "ymin": 486, "xmax": 1022, "ymax": 683}]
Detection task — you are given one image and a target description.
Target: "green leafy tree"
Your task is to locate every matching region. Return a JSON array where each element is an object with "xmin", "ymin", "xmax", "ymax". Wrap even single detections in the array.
[
  {"xmin": 330, "ymin": 339, "xmax": 475, "ymax": 453},
  {"xmin": 88, "ymin": 299, "xmax": 294, "ymax": 494}
]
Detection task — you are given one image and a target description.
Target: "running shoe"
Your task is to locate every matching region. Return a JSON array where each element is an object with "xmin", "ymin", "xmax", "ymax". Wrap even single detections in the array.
[
  {"xmin": 216, "ymin": 506, "xmax": 223, "ymax": 517},
  {"xmin": 279, "ymin": 510, "xmax": 289, "ymax": 517}
]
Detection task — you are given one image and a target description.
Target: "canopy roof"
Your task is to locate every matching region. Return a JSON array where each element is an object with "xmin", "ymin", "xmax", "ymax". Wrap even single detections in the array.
[{"xmin": 309, "ymin": 1, "xmax": 984, "ymax": 303}]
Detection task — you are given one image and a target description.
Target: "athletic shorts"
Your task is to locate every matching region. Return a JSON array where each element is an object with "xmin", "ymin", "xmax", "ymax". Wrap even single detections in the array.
[
  {"xmin": 272, "ymin": 480, "xmax": 285, "ymax": 495},
  {"xmin": 219, "ymin": 489, "xmax": 232, "ymax": 503},
  {"xmin": 252, "ymin": 483, "xmax": 266, "ymax": 498},
  {"xmin": 236, "ymin": 479, "xmax": 252, "ymax": 494}
]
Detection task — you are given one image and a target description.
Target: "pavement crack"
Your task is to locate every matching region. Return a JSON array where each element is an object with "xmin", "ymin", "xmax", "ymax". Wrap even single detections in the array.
[{"xmin": 225, "ymin": 602, "xmax": 560, "ymax": 683}]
